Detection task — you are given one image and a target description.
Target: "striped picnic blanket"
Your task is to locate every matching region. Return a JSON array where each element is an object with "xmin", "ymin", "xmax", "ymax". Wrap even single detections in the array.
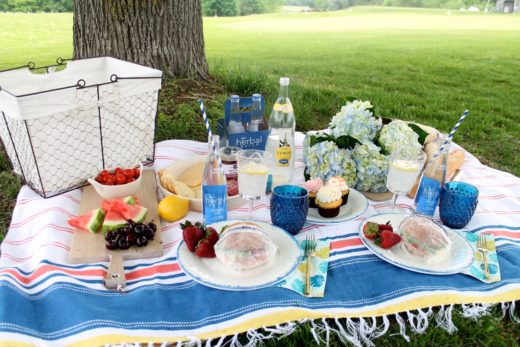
[{"xmin": 1, "ymin": 132, "xmax": 519, "ymax": 346}]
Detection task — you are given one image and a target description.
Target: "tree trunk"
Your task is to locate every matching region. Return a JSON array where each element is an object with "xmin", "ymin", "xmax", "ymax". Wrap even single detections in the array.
[{"xmin": 73, "ymin": 0, "xmax": 209, "ymax": 80}]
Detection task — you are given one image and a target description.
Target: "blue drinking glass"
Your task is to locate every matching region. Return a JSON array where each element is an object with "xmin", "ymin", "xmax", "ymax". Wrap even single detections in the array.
[
  {"xmin": 439, "ymin": 182, "xmax": 479, "ymax": 229},
  {"xmin": 270, "ymin": 185, "xmax": 309, "ymax": 235}
]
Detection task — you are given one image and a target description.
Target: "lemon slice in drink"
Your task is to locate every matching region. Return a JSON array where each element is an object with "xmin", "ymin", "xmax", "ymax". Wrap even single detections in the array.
[
  {"xmin": 391, "ymin": 159, "xmax": 419, "ymax": 172},
  {"xmin": 238, "ymin": 163, "xmax": 269, "ymax": 175}
]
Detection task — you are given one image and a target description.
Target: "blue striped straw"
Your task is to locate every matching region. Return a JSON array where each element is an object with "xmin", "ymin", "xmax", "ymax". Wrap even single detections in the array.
[
  {"xmin": 198, "ymin": 99, "xmax": 223, "ymax": 170},
  {"xmin": 429, "ymin": 109, "xmax": 469, "ymax": 164}
]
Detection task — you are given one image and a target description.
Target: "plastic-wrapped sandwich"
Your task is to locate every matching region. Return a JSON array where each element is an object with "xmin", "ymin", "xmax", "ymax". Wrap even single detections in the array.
[
  {"xmin": 399, "ymin": 216, "xmax": 452, "ymax": 263},
  {"xmin": 215, "ymin": 222, "xmax": 278, "ymax": 271}
]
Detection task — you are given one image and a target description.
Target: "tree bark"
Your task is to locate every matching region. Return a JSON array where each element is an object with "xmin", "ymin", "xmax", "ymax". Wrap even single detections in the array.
[{"xmin": 73, "ymin": 0, "xmax": 209, "ymax": 80}]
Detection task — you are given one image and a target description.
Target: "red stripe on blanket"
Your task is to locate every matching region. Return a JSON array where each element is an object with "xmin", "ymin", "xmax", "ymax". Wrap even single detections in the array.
[
  {"xmin": 10, "ymin": 208, "xmax": 76, "ymax": 228},
  {"xmin": 483, "ymin": 230, "xmax": 520, "ymax": 239},
  {"xmin": 0, "ymin": 265, "xmax": 106, "ymax": 285},
  {"xmin": 330, "ymin": 237, "xmax": 363, "ymax": 250},
  {"xmin": 126, "ymin": 263, "xmax": 181, "ymax": 281}
]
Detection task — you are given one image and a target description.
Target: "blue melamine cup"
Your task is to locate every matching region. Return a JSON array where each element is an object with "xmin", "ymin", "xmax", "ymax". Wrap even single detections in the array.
[{"xmin": 270, "ymin": 185, "xmax": 309, "ymax": 235}]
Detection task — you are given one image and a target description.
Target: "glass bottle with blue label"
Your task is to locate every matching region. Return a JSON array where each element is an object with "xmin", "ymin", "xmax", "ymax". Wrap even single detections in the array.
[
  {"xmin": 202, "ymin": 135, "xmax": 228, "ymax": 225},
  {"xmin": 415, "ymin": 137, "xmax": 450, "ymax": 216}
]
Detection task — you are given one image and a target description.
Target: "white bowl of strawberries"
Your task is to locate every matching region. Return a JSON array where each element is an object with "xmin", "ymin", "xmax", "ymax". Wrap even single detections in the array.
[{"xmin": 88, "ymin": 163, "xmax": 143, "ymax": 199}]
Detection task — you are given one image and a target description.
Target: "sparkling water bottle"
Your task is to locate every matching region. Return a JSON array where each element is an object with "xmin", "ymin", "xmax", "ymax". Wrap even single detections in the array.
[
  {"xmin": 265, "ymin": 77, "xmax": 296, "ymax": 184},
  {"xmin": 227, "ymin": 95, "xmax": 245, "ymax": 134},
  {"xmin": 246, "ymin": 94, "xmax": 267, "ymax": 132},
  {"xmin": 202, "ymin": 135, "xmax": 227, "ymax": 224},
  {"xmin": 415, "ymin": 139, "xmax": 450, "ymax": 216}
]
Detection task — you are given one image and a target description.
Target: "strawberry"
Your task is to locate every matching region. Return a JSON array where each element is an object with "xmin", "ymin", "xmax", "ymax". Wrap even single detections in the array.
[
  {"xmin": 195, "ymin": 238, "xmax": 216, "ymax": 257},
  {"xmin": 362, "ymin": 222, "xmax": 380, "ymax": 239},
  {"xmin": 380, "ymin": 230, "xmax": 401, "ymax": 249},
  {"xmin": 181, "ymin": 220, "xmax": 204, "ymax": 252},
  {"xmin": 378, "ymin": 221, "xmax": 393, "ymax": 232},
  {"xmin": 205, "ymin": 227, "xmax": 219, "ymax": 245}
]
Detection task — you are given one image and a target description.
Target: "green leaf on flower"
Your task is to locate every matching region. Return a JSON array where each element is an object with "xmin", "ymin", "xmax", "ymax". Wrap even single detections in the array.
[
  {"xmin": 408, "ymin": 123, "xmax": 429, "ymax": 146},
  {"xmin": 333, "ymin": 135, "xmax": 360, "ymax": 150}
]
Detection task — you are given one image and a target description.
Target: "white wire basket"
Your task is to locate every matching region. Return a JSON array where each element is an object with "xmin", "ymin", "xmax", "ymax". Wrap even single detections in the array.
[{"xmin": 0, "ymin": 57, "xmax": 162, "ymax": 198}]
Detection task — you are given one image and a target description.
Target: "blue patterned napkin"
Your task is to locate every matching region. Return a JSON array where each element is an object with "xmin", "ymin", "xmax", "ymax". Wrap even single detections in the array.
[
  {"xmin": 463, "ymin": 233, "xmax": 501, "ymax": 283},
  {"xmin": 277, "ymin": 238, "xmax": 330, "ymax": 297}
]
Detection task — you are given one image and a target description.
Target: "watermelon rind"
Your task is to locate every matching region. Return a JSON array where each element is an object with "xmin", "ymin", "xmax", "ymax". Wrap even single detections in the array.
[
  {"xmin": 102, "ymin": 210, "xmax": 127, "ymax": 233},
  {"xmin": 69, "ymin": 208, "xmax": 105, "ymax": 234}
]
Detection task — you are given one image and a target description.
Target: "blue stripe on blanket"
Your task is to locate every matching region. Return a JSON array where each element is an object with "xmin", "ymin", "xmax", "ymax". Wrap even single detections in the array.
[{"xmin": 1, "ymin": 245, "xmax": 519, "ymax": 341}]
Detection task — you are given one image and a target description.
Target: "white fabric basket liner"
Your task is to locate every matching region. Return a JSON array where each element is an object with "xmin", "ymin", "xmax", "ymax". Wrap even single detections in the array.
[{"xmin": 0, "ymin": 57, "xmax": 162, "ymax": 120}]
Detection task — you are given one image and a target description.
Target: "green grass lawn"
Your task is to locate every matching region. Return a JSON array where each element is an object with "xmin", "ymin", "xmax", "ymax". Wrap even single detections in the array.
[{"xmin": 0, "ymin": 6, "xmax": 519, "ymax": 346}]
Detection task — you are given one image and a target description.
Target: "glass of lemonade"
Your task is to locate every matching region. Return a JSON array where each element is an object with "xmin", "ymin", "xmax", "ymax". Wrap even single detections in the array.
[
  {"xmin": 237, "ymin": 150, "xmax": 271, "ymax": 219},
  {"xmin": 386, "ymin": 146, "xmax": 426, "ymax": 213}
]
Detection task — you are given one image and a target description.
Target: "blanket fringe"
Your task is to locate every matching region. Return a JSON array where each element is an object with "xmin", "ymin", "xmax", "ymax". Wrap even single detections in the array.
[
  {"xmin": 435, "ymin": 304, "xmax": 458, "ymax": 334},
  {"xmin": 108, "ymin": 302, "xmax": 519, "ymax": 347},
  {"xmin": 461, "ymin": 303, "xmax": 492, "ymax": 320},
  {"xmin": 501, "ymin": 301, "xmax": 520, "ymax": 323}
]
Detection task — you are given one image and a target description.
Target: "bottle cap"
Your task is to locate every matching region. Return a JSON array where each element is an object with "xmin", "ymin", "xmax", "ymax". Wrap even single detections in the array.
[
  {"xmin": 230, "ymin": 95, "xmax": 240, "ymax": 102},
  {"xmin": 252, "ymin": 93, "xmax": 262, "ymax": 101},
  {"xmin": 279, "ymin": 77, "xmax": 290, "ymax": 85}
]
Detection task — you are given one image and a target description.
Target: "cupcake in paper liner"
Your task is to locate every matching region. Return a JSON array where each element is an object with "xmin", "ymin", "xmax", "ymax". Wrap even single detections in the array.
[
  {"xmin": 398, "ymin": 216, "xmax": 452, "ymax": 264},
  {"xmin": 215, "ymin": 222, "xmax": 278, "ymax": 271},
  {"xmin": 301, "ymin": 178, "xmax": 323, "ymax": 208},
  {"xmin": 326, "ymin": 176, "xmax": 350, "ymax": 206},
  {"xmin": 316, "ymin": 186, "xmax": 342, "ymax": 218}
]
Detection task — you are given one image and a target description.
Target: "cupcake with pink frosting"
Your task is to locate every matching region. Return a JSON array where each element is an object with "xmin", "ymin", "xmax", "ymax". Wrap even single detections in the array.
[
  {"xmin": 301, "ymin": 178, "xmax": 323, "ymax": 208},
  {"xmin": 326, "ymin": 176, "xmax": 350, "ymax": 206}
]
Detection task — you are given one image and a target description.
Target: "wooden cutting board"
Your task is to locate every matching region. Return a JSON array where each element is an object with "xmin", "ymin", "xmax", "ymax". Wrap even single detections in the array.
[{"xmin": 69, "ymin": 169, "xmax": 163, "ymax": 290}]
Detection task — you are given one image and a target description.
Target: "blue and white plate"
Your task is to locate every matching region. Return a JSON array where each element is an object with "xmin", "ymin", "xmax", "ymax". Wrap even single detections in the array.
[
  {"xmin": 177, "ymin": 220, "xmax": 301, "ymax": 291},
  {"xmin": 307, "ymin": 189, "xmax": 369, "ymax": 225},
  {"xmin": 359, "ymin": 213, "xmax": 474, "ymax": 275}
]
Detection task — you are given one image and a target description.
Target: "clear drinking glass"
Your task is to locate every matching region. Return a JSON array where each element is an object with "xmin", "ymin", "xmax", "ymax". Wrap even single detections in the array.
[
  {"xmin": 237, "ymin": 150, "xmax": 272, "ymax": 219},
  {"xmin": 386, "ymin": 146, "xmax": 426, "ymax": 212}
]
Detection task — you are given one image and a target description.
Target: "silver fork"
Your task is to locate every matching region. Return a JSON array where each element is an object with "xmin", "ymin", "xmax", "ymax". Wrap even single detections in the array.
[
  {"xmin": 477, "ymin": 234, "xmax": 489, "ymax": 281},
  {"xmin": 304, "ymin": 234, "xmax": 317, "ymax": 295}
]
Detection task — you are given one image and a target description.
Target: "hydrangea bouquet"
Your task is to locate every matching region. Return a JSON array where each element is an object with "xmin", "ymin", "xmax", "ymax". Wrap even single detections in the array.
[{"xmin": 303, "ymin": 99, "xmax": 427, "ymax": 192}]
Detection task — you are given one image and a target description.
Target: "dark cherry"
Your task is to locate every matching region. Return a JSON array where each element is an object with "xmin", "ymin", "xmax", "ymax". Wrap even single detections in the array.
[
  {"xmin": 118, "ymin": 239, "xmax": 130, "ymax": 250},
  {"xmin": 105, "ymin": 241, "xmax": 117, "ymax": 250},
  {"xmin": 147, "ymin": 223, "xmax": 157, "ymax": 232},
  {"xmin": 134, "ymin": 224, "xmax": 145, "ymax": 235},
  {"xmin": 126, "ymin": 234, "xmax": 136, "ymax": 245},
  {"xmin": 104, "ymin": 231, "xmax": 114, "ymax": 241},
  {"xmin": 136, "ymin": 236, "xmax": 148, "ymax": 247}
]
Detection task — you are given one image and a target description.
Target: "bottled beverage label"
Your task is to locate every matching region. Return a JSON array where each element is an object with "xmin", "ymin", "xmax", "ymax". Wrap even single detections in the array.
[
  {"xmin": 415, "ymin": 177, "xmax": 441, "ymax": 216},
  {"xmin": 275, "ymin": 146, "xmax": 291, "ymax": 167},
  {"xmin": 202, "ymin": 184, "xmax": 227, "ymax": 224}
]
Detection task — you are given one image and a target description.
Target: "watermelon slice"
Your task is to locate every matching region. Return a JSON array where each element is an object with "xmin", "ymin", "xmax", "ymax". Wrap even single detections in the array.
[
  {"xmin": 101, "ymin": 195, "xmax": 140, "ymax": 213},
  {"xmin": 111, "ymin": 200, "xmax": 147, "ymax": 222},
  {"xmin": 68, "ymin": 208, "xmax": 105, "ymax": 233},
  {"xmin": 102, "ymin": 209, "xmax": 128, "ymax": 233}
]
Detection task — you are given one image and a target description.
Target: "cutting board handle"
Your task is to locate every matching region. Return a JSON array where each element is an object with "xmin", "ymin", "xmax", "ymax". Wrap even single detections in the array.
[{"xmin": 104, "ymin": 253, "xmax": 126, "ymax": 291}]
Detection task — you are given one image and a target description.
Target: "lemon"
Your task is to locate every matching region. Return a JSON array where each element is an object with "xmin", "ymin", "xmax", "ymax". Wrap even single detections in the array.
[{"xmin": 158, "ymin": 195, "xmax": 189, "ymax": 222}]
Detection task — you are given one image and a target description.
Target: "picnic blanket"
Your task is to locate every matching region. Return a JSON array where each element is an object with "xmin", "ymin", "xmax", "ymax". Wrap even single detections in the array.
[{"xmin": 1, "ymin": 132, "xmax": 519, "ymax": 346}]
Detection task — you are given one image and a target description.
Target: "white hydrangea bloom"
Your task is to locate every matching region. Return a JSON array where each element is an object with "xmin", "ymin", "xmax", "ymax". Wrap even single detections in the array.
[
  {"xmin": 329, "ymin": 100, "xmax": 382, "ymax": 142},
  {"xmin": 352, "ymin": 141, "xmax": 389, "ymax": 193},
  {"xmin": 304, "ymin": 141, "xmax": 357, "ymax": 186},
  {"xmin": 378, "ymin": 120, "xmax": 421, "ymax": 154}
]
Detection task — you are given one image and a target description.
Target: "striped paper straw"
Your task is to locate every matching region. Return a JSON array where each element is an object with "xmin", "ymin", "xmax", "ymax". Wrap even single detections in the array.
[
  {"xmin": 198, "ymin": 99, "xmax": 223, "ymax": 170},
  {"xmin": 429, "ymin": 109, "xmax": 469, "ymax": 164}
]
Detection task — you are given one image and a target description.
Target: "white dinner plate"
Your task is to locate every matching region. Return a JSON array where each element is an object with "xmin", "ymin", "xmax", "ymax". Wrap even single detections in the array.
[
  {"xmin": 177, "ymin": 220, "xmax": 301, "ymax": 291},
  {"xmin": 306, "ymin": 189, "xmax": 369, "ymax": 224},
  {"xmin": 359, "ymin": 213, "xmax": 474, "ymax": 275}
]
